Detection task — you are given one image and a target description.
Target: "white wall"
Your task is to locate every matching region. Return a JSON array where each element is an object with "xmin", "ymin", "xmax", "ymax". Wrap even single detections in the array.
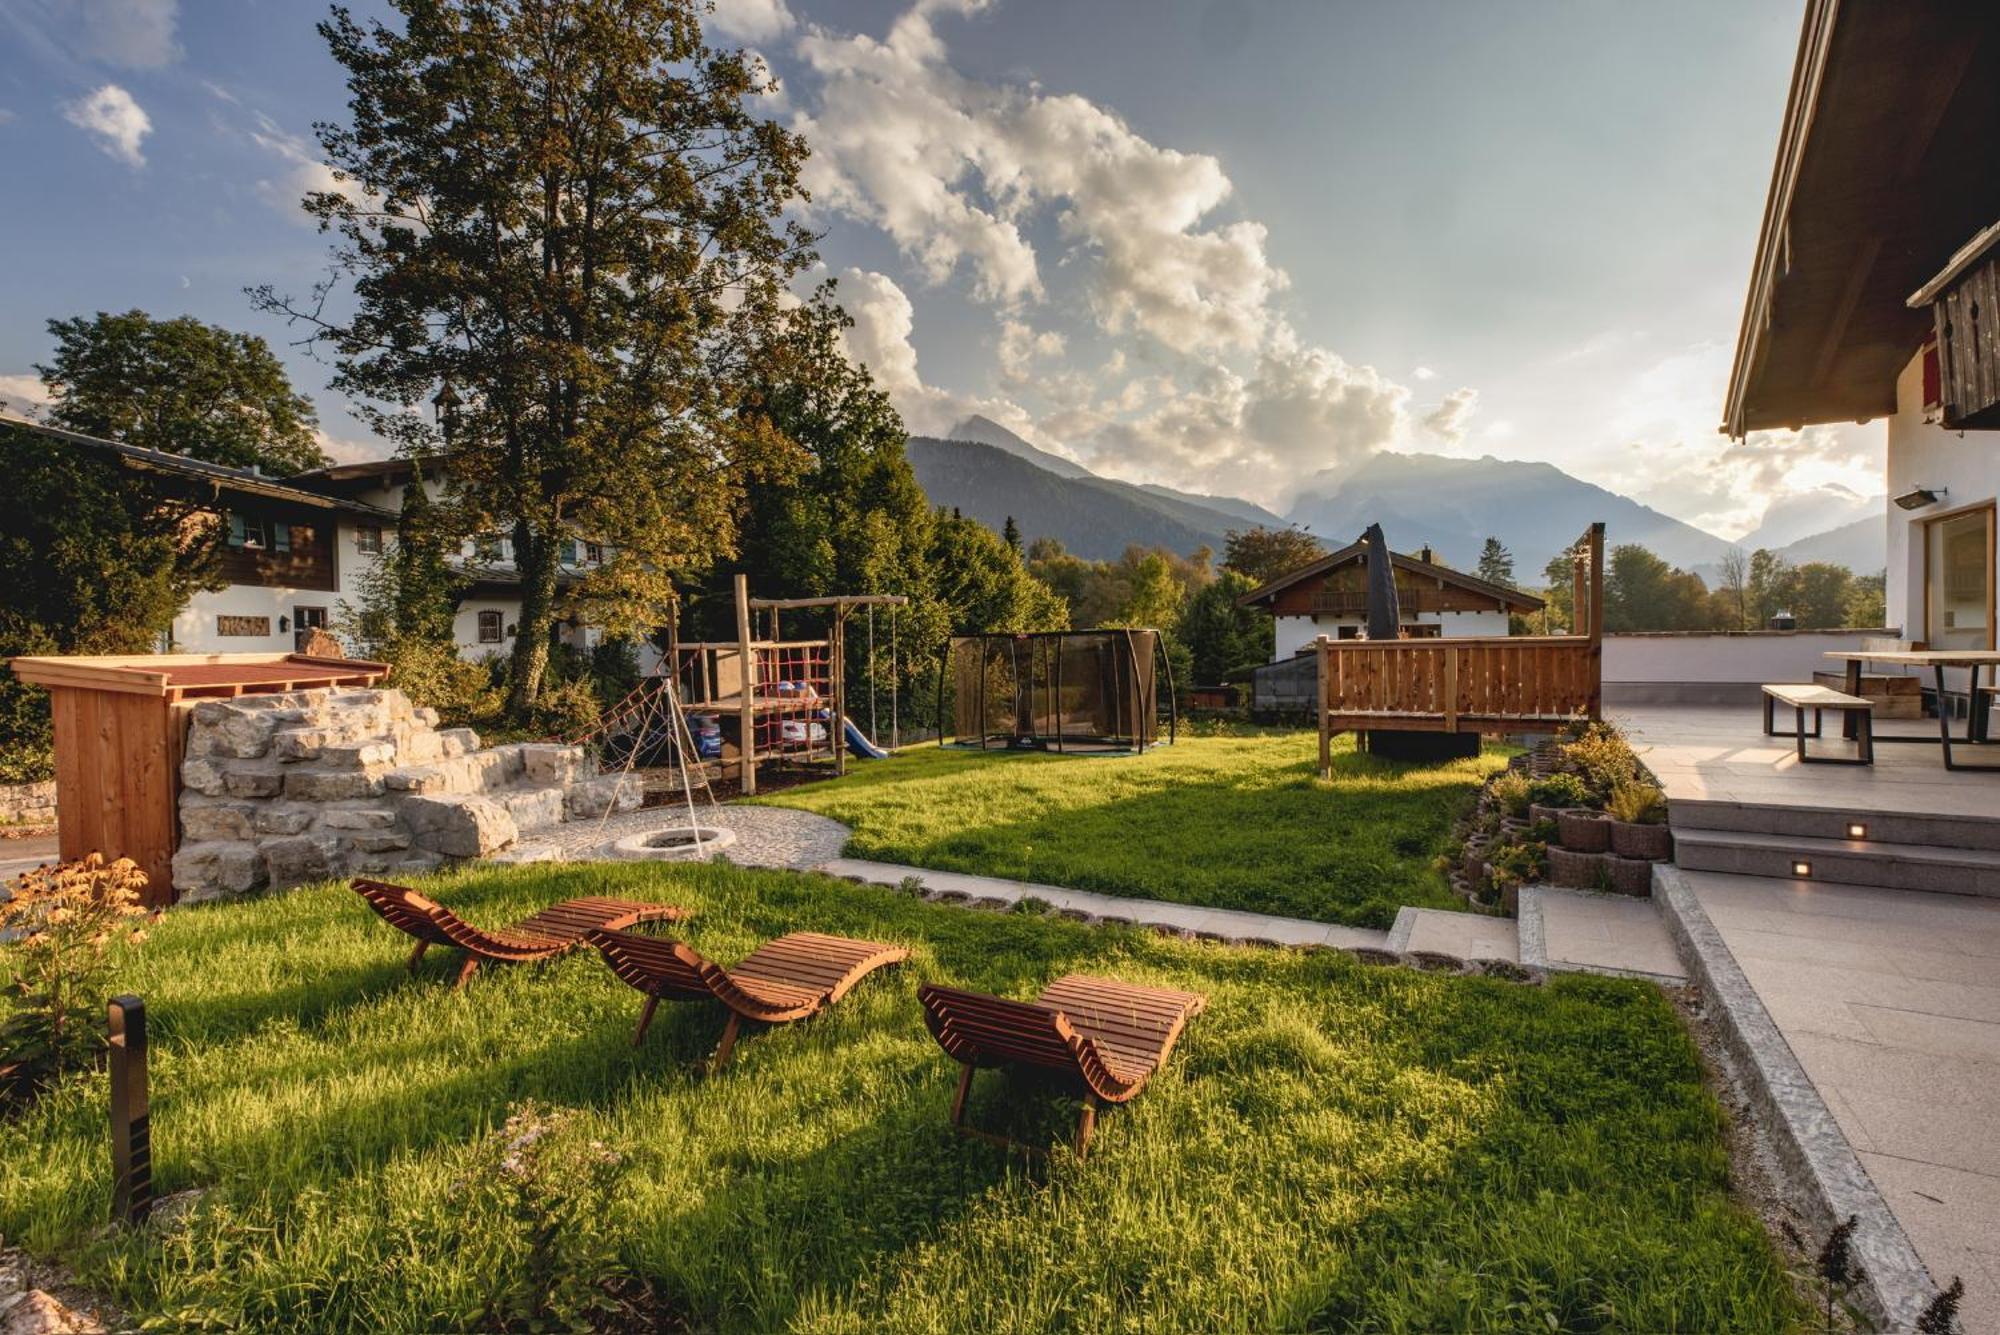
[
  {"xmin": 1602, "ymin": 628, "xmax": 1891, "ymax": 704},
  {"xmin": 1885, "ymin": 348, "xmax": 1998, "ymax": 648},
  {"xmin": 173, "ymin": 514, "xmax": 372, "ymax": 652},
  {"xmin": 1271, "ymin": 609, "xmax": 1511, "ymax": 660}
]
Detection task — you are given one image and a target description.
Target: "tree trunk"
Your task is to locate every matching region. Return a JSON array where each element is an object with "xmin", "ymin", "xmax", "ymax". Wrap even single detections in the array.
[{"xmin": 507, "ymin": 518, "xmax": 560, "ymax": 717}]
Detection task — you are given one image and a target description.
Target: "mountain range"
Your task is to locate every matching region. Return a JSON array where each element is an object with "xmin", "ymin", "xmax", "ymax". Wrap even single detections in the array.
[{"xmin": 908, "ymin": 416, "xmax": 1884, "ymax": 576}]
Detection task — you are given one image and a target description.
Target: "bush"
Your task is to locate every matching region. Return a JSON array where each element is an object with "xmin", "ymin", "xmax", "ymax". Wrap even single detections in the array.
[
  {"xmin": 0, "ymin": 676, "xmax": 54, "ymax": 784},
  {"xmin": 1527, "ymin": 772, "xmax": 1593, "ymax": 809},
  {"xmin": 1488, "ymin": 772, "xmax": 1532, "ymax": 819},
  {"xmin": 1559, "ymin": 723, "xmax": 1639, "ymax": 797},
  {"xmin": 377, "ymin": 636, "xmax": 505, "ymax": 730},
  {"xmin": 0, "ymin": 854, "xmax": 150, "ymax": 1100},
  {"xmin": 1486, "ymin": 838, "xmax": 1548, "ymax": 888},
  {"xmin": 1606, "ymin": 781, "xmax": 1667, "ymax": 825},
  {"xmin": 532, "ymin": 679, "xmax": 602, "ymax": 741}
]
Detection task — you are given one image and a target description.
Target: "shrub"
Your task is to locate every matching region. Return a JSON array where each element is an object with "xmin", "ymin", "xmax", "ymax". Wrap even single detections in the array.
[
  {"xmin": 0, "ymin": 854, "xmax": 150, "ymax": 1100},
  {"xmin": 1559, "ymin": 723, "xmax": 1639, "ymax": 797},
  {"xmin": 377, "ymin": 635, "xmax": 505, "ymax": 729},
  {"xmin": 532, "ymin": 678, "xmax": 602, "ymax": 741},
  {"xmin": 454, "ymin": 1102, "xmax": 633, "ymax": 1331},
  {"xmin": 1486, "ymin": 839, "xmax": 1548, "ymax": 887},
  {"xmin": 1606, "ymin": 782, "xmax": 1667, "ymax": 825},
  {"xmin": 1527, "ymin": 772, "xmax": 1593, "ymax": 809},
  {"xmin": 1488, "ymin": 772, "xmax": 1532, "ymax": 819}
]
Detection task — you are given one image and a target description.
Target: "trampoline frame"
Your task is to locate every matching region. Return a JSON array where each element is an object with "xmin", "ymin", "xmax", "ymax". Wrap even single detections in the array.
[{"xmin": 937, "ymin": 628, "xmax": 1177, "ymax": 754}]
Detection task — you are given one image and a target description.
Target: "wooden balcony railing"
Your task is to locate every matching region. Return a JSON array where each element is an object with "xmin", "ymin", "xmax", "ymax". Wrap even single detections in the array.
[{"xmin": 1316, "ymin": 524, "xmax": 1603, "ymax": 775}]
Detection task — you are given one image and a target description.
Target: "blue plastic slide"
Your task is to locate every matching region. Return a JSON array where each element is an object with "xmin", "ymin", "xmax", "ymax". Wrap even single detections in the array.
[{"xmin": 842, "ymin": 716, "xmax": 889, "ymax": 759}]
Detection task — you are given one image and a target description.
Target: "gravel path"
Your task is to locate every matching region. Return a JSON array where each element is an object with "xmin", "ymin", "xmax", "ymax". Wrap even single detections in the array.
[{"xmin": 496, "ymin": 801, "xmax": 849, "ymax": 871}]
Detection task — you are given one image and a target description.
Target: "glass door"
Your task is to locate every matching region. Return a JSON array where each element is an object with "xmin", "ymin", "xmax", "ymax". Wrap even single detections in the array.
[{"xmin": 1925, "ymin": 506, "xmax": 1995, "ymax": 650}]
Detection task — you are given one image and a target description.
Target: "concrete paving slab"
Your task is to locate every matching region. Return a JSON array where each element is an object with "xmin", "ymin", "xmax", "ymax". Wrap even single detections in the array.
[
  {"xmin": 1519, "ymin": 887, "xmax": 1687, "ymax": 982},
  {"xmin": 1396, "ymin": 908, "xmax": 1519, "ymax": 962}
]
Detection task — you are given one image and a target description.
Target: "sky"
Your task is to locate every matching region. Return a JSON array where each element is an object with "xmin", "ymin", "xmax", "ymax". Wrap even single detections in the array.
[{"xmin": 0, "ymin": 0, "xmax": 1886, "ymax": 542}]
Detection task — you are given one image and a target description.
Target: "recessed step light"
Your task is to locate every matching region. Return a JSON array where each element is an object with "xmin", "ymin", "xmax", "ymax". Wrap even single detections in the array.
[
  {"xmin": 1846, "ymin": 822, "xmax": 1867, "ymax": 840},
  {"xmin": 1791, "ymin": 860, "xmax": 1812, "ymax": 878}
]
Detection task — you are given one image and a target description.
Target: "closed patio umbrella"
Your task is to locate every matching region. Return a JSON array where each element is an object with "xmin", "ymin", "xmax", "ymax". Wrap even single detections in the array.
[{"xmin": 1362, "ymin": 523, "xmax": 1400, "ymax": 640}]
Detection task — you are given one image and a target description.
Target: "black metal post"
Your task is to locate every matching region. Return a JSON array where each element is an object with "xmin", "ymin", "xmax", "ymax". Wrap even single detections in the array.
[{"xmin": 108, "ymin": 994, "xmax": 151, "ymax": 1224}]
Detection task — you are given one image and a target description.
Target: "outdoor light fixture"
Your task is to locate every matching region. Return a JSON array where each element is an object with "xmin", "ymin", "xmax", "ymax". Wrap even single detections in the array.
[
  {"xmin": 1893, "ymin": 486, "xmax": 1947, "ymax": 511},
  {"xmin": 1846, "ymin": 822, "xmax": 1868, "ymax": 840},
  {"xmin": 1792, "ymin": 860, "xmax": 1813, "ymax": 878}
]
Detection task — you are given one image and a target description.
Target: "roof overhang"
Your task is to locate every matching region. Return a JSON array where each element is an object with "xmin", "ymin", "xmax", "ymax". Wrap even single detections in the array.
[
  {"xmin": 1723, "ymin": 0, "xmax": 2000, "ymax": 439},
  {"xmin": 1236, "ymin": 542, "xmax": 1545, "ymax": 613}
]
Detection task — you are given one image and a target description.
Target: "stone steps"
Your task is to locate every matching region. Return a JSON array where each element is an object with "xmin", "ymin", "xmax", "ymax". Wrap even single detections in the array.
[
  {"xmin": 1670, "ymin": 797, "xmax": 2000, "ymax": 852},
  {"xmin": 1671, "ymin": 826, "xmax": 2000, "ymax": 897}
]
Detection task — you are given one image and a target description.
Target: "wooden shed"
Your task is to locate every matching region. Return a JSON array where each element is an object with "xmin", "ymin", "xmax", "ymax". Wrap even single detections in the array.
[{"xmin": 7, "ymin": 653, "xmax": 388, "ymax": 905}]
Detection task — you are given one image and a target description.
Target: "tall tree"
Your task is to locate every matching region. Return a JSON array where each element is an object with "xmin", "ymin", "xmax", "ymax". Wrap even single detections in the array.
[
  {"xmin": 1715, "ymin": 546, "xmax": 1751, "ymax": 630},
  {"xmin": 260, "ymin": 0, "xmax": 814, "ymax": 714},
  {"xmin": 1475, "ymin": 536, "xmax": 1515, "ymax": 587},
  {"xmin": 1603, "ymin": 544, "xmax": 1717, "ymax": 632},
  {"xmin": 36, "ymin": 310, "xmax": 327, "ymax": 473},
  {"xmin": 1222, "ymin": 526, "xmax": 1323, "ymax": 586},
  {"xmin": 1001, "ymin": 515, "xmax": 1022, "ymax": 554},
  {"xmin": 1181, "ymin": 570, "xmax": 1271, "ymax": 685}
]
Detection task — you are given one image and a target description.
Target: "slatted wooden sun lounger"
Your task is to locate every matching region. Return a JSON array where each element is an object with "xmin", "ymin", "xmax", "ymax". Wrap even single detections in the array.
[
  {"xmin": 351, "ymin": 879, "xmax": 686, "ymax": 988},
  {"xmin": 590, "ymin": 929, "xmax": 910, "ymax": 1070},
  {"xmin": 918, "ymin": 973, "xmax": 1207, "ymax": 1158}
]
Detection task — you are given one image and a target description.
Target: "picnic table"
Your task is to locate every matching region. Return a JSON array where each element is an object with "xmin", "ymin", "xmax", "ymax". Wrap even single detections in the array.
[{"xmin": 1823, "ymin": 649, "xmax": 2000, "ymax": 771}]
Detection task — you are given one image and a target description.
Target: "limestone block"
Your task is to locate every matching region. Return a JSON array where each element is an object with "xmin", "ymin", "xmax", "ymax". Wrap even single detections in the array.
[
  {"xmin": 272, "ymin": 728, "xmax": 333, "ymax": 763},
  {"xmin": 400, "ymin": 729, "xmax": 444, "ymax": 764},
  {"xmin": 519, "ymin": 743, "xmax": 588, "ymax": 786},
  {"xmin": 401, "ymin": 793, "xmax": 517, "ymax": 858},
  {"xmin": 255, "ymin": 805, "xmax": 315, "ymax": 836},
  {"xmin": 188, "ymin": 704, "xmax": 276, "ymax": 759},
  {"xmin": 500, "ymin": 786, "xmax": 566, "ymax": 833},
  {"xmin": 0, "ymin": 1286, "xmax": 106, "ymax": 1335},
  {"xmin": 171, "ymin": 841, "xmax": 267, "ymax": 901},
  {"xmin": 319, "ymin": 806, "xmax": 398, "ymax": 831},
  {"xmin": 263, "ymin": 835, "xmax": 341, "ymax": 887},
  {"xmin": 320, "ymin": 741, "xmax": 396, "ymax": 769},
  {"xmin": 180, "ymin": 757, "xmax": 230, "ymax": 797},
  {"xmin": 223, "ymin": 768, "xmax": 284, "ymax": 799},
  {"xmin": 439, "ymin": 728, "xmax": 480, "ymax": 757},
  {"xmin": 413, "ymin": 706, "xmax": 441, "ymax": 728},
  {"xmin": 565, "ymin": 774, "xmax": 642, "ymax": 820},
  {"xmin": 351, "ymin": 831, "xmax": 412, "ymax": 854},
  {"xmin": 285, "ymin": 770, "xmax": 386, "ymax": 801},
  {"xmin": 384, "ymin": 758, "xmax": 474, "ymax": 795},
  {"xmin": 180, "ymin": 800, "xmax": 257, "ymax": 842}
]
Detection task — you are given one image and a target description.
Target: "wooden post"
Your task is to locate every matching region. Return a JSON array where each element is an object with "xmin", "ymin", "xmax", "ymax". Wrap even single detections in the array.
[
  {"xmin": 108, "ymin": 994, "xmax": 151, "ymax": 1224},
  {"xmin": 1443, "ymin": 645, "xmax": 1460, "ymax": 733},
  {"xmin": 1316, "ymin": 635, "xmax": 1332, "ymax": 779},
  {"xmin": 1583, "ymin": 522, "xmax": 1605, "ymax": 719},
  {"xmin": 832, "ymin": 606, "xmax": 848, "ymax": 778},
  {"xmin": 735, "ymin": 573, "xmax": 757, "ymax": 796}
]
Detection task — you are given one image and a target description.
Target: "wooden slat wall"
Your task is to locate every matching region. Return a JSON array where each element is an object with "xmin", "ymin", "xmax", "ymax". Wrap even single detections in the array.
[
  {"xmin": 1936, "ymin": 254, "xmax": 2000, "ymax": 427},
  {"xmin": 50, "ymin": 686, "xmax": 181, "ymax": 905}
]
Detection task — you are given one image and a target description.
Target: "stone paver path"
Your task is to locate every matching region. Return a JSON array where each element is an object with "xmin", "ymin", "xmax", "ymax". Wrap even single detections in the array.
[
  {"xmin": 1521, "ymin": 887, "xmax": 1687, "ymax": 982},
  {"xmin": 1391, "ymin": 907, "xmax": 1519, "ymax": 962},
  {"xmin": 821, "ymin": 857, "xmax": 1391, "ymax": 950},
  {"xmin": 498, "ymin": 802, "xmax": 848, "ymax": 871},
  {"xmin": 1687, "ymin": 868, "xmax": 2000, "ymax": 1332}
]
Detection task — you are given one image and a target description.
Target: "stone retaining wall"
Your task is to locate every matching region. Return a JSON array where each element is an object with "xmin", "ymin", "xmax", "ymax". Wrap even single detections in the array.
[
  {"xmin": 173, "ymin": 687, "xmax": 637, "ymax": 901},
  {"xmin": 0, "ymin": 780, "xmax": 57, "ymax": 827}
]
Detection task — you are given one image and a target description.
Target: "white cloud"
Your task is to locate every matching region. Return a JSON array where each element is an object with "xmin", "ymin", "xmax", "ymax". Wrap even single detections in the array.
[
  {"xmin": 1411, "ymin": 365, "xmax": 1437, "ymax": 381},
  {"xmin": 794, "ymin": 1, "xmax": 1287, "ymax": 353},
  {"xmin": 1421, "ymin": 387, "xmax": 1479, "ymax": 447},
  {"xmin": 63, "ymin": 84, "xmax": 150, "ymax": 167},
  {"xmin": 75, "ymin": 0, "xmax": 180, "ymax": 67},
  {"xmin": 707, "ymin": 0, "xmax": 796, "ymax": 43},
  {"xmin": 0, "ymin": 373, "xmax": 51, "ymax": 417},
  {"xmin": 314, "ymin": 426, "xmax": 392, "ymax": 466},
  {"xmin": 247, "ymin": 112, "xmax": 363, "ymax": 220},
  {"xmin": 996, "ymin": 318, "xmax": 1065, "ymax": 384}
]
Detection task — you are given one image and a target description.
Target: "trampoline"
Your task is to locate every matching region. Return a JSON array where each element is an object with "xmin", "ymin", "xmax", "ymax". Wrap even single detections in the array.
[{"xmin": 941, "ymin": 629, "xmax": 1176, "ymax": 753}]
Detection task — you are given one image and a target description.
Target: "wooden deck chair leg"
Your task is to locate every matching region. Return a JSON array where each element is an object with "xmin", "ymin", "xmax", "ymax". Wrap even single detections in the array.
[
  {"xmin": 632, "ymin": 995, "xmax": 661, "ymax": 1047},
  {"xmin": 453, "ymin": 955, "xmax": 481, "ymax": 990},
  {"xmin": 710, "ymin": 1012, "xmax": 743, "ymax": 1073},
  {"xmin": 406, "ymin": 941, "xmax": 428, "ymax": 973},
  {"xmin": 949, "ymin": 1063, "xmax": 975, "ymax": 1127},
  {"xmin": 1074, "ymin": 1097, "xmax": 1099, "ymax": 1159}
]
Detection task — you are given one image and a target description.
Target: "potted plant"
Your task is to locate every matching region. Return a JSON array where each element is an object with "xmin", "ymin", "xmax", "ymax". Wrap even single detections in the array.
[
  {"xmin": 1527, "ymin": 772, "xmax": 1592, "ymax": 825},
  {"xmin": 1486, "ymin": 839, "xmax": 1547, "ymax": 912},
  {"xmin": 1605, "ymin": 782, "xmax": 1671, "ymax": 860}
]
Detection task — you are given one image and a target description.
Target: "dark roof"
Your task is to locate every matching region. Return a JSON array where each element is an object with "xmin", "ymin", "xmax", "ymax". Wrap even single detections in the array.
[
  {"xmin": 1, "ymin": 415, "xmax": 398, "ymax": 520},
  {"xmin": 1723, "ymin": 1, "xmax": 2000, "ymax": 437},
  {"xmin": 1236, "ymin": 540, "xmax": 1545, "ymax": 612}
]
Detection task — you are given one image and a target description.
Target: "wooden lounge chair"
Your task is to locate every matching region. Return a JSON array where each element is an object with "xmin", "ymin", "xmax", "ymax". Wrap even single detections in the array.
[
  {"xmin": 918, "ymin": 973, "xmax": 1207, "ymax": 1158},
  {"xmin": 351, "ymin": 878, "xmax": 686, "ymax": 988},
  {"xmin": 590, "ymin": 928, "xmax": 910, "ymax": 1070}
]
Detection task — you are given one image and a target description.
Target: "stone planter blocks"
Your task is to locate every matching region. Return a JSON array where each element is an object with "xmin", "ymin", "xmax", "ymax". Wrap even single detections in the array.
[
  {"xmin": 1556, "ymin": 809, "xmax": 1610, "ymax": 853},
  {"xmin": 1608, "ymin": 820, "xmax": 1672, "ymax": 861}
]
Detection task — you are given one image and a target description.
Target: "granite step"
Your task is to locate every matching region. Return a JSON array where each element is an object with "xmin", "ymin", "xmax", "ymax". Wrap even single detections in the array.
[
  {"xmin": 1672, "ymin": 827, "xmax": 2000, "ymax": 897},
  {"xmin": 1670, "ymin": 797, "xmax": 2000, "ymax": 853}
]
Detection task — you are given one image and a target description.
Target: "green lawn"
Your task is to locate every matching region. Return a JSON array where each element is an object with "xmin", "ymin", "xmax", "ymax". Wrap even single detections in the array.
[
  {"xmin": 758, "ymin": 728, "xmax": 1505, "ymax": 928},
  {"xmin": 0, "ymin": 862, "xmax": 1800, "ymax": 1332}
]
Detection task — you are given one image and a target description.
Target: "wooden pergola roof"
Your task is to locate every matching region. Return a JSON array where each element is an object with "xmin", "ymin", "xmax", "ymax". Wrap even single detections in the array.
[{"xmin": 1722, "ymin": 1, "xmax": 2000, "ymax": 438}]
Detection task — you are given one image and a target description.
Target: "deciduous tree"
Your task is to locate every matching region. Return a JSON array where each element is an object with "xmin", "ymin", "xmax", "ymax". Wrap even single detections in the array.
[{"xmin": 1222, "ymin": 526, "xmax": 1323, "ymax": 586}]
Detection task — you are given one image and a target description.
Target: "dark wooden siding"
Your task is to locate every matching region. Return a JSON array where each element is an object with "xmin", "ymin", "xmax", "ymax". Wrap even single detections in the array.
[
  {"xmin": 1934, "ymin": 249, "xmax": 2000, "ymax": 429},
  {"xmin": 216, "ymin": 504, "xmax": 337, "ymax": 591}
]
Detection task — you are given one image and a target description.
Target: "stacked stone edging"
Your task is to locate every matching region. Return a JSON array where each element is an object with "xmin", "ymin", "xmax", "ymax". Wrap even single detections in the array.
[
  {"xmin": 0, "ymin": 780, "xmax": 57, "ymax": 827},
  {"xmin": 172, "ymin": 687, "xmax": 638, "ymax": 901}
]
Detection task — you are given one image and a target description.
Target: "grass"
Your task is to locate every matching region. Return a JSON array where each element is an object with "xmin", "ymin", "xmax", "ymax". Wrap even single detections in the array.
[
  {"xmin": 756, "ymin": 727, "xmax": 1507, "ymax": 928},
  {"xmin": 0, "ymin": 861, "xmax": 1801, "ymax": 1332}
]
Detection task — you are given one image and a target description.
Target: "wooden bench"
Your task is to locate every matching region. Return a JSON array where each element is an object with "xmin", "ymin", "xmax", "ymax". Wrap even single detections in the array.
[{"xmin": 1761, "ymin": 683, "xmax": 1873, "ymax": 765}]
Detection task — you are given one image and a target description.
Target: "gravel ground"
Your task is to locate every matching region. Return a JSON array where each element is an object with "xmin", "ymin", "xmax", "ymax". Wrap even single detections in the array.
[{"xmin": 496, "ymin": 801, "xmax": 850, "ymax": 871}]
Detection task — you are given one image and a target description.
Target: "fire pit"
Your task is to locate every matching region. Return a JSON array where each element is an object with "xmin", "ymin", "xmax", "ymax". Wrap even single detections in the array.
[{"xmin": 606, "ymin": 825, "xmax": 737, "ymax": 861}]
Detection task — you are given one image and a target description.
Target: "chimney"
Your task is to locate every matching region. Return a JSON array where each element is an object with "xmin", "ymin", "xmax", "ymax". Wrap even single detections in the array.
[{"xmin": 1419, "ymin": 544, "xmax": 1434, "ymax": 564}]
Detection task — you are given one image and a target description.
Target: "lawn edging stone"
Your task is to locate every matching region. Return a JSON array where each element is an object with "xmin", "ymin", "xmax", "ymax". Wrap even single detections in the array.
[{"xmin": 1653, "ymin": 866, "xmax": 1936, "ymax": 1333}]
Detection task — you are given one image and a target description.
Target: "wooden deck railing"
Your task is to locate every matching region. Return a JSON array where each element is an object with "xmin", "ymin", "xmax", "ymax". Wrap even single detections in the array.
[{"xmin": 1316, "ymin": 523, "xmax": 1603, "ymax": 775}]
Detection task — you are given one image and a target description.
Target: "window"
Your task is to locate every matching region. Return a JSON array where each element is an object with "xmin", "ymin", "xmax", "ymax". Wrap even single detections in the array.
[
  {"xmin": 224, "ymin": 513, "xmax": 294, "ymax": 553},
  {"xmin": 477, "ymin": 610, "xmax": 505, "ymax": 643},
  {"xmin": 355, "ymin": 524, "xmax": 383, "ymax": 555},
  {"xmin": 1925, "ymin": 505, "xmax": 1995, "ymax": 651},
  {"xmin": 584, "ymin": 541, "xmax": 603, "ymax": 564},
  {"xmin": 562, "ymin": 539, "xmax": 580, "ymax": 564},
  {"xmin": 294, "ymin": 605, "xmax": 329, "ymax": 651}
]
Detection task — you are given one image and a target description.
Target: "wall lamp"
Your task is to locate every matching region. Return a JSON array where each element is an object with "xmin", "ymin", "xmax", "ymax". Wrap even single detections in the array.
[{"xmin": 1893, "ymin": 486, "xmax": 1947, "ymax": 511}]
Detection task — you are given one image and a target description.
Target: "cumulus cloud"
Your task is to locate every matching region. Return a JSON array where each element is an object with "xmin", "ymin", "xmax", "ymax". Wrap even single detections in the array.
[
  {"xmin": 996, "ymin": 319, "xmax": 1065, "ymax": 384},
  {"xmin": 794, "ymin": 0, "xmax": 1287, "ymax": 352},
  {"xmin": 247, "ymin": 112, "xmax": 365, "ymax": 220},
  {"xmin": 1421, "ymin": 387, "xmax": 1479, "ymax": 447},
  {"xmin": 707, "ymin": 0, "xmax": 795, "ymax": 43},
  {"xmin": 63, "ymin": 84, "xmax": 150, "ymax": 166},
  {"xmin": 0, "ymin": 372, "xmax": 51, "ymax": 417},
  {"xmin": 75, "ymin": 0, "xmax": 180, "ymax": 67}
]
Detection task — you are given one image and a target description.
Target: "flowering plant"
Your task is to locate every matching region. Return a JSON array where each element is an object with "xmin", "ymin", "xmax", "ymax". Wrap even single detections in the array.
[{"xmin": 1, "ymin": 853, "xmax": 150, "ymax": 1099}]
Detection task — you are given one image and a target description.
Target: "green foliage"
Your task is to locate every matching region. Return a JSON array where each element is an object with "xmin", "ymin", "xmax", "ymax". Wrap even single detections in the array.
[
  {"xmin": 262, "ymin": 0, "xmax": 815, "ymax": 714},
  {"xmin": 0, "ymin": 855, "xmax": 150, "ymax": 1101},
  {"xmin": 0, "ymin": 862, "xmax": 1798, "ymax": 1331},
  {"xmin": 1603, "ymin": 544, "xmax": 1716, "ymax": 632},
  {"xmin": 1476, "ymin": 536, "xmax": 1516, "ymax": 587},
  {"xmin": 1486, "ymin": 838, "xmax": 1549, "ymax": 888},
  {"xmin": 929, "ymin": 510, "xmax": 1069, "ymax": 638},
  {"xmin": 36, "ymin": 310, "xmax": 326, "ymax": 473},
  {"xmin": 1559, "ymin": 725, "xmax": 1640, "ymax": 799},
  {"xmin": 1488, "ymin": 771, "xmax": 1532, "ymax": 819},
  {"xmin": 760, "ymin": 730, "xmax": 1507, "ymax": 928},
  {"xmin": 1220, "ymin": 526, "xmax": 1323, "ymax": 585},
  {"xmin": 531, "ymin": 679, "xmax": 603, "ymax": 742},
  {"xmin": 1527, "ymin": 772, "xmax": 1593, "ymax": 809},
  {"xmin": 1606, "ymin": 781, "xmax": 1667, "ymax": 826},
  {"xmin": 1181, "ymin": 569, "xmax": 1272, "ymax": 686}
]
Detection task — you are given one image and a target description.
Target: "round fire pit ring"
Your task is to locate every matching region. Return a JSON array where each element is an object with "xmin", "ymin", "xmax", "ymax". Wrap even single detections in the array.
[{"xmin": 606, "ymin": 824, "xmax": 737, "ymax": 861}]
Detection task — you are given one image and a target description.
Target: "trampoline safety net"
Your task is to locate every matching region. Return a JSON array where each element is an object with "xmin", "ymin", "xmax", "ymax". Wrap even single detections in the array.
[{"xmin": 944, "ymin": 629, "xmax": 1170, "ymax": 752}]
